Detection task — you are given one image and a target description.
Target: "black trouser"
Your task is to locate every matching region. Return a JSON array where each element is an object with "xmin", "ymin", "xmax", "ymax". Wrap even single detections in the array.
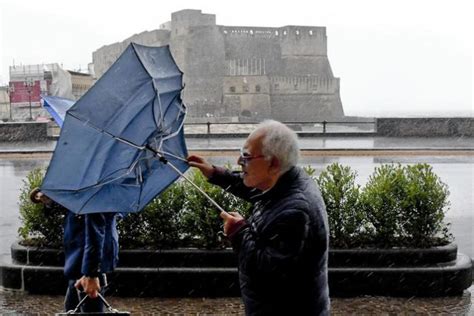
[{"xmin": 64, "ymin": 274, "xmax": 107, "ymax": 312}]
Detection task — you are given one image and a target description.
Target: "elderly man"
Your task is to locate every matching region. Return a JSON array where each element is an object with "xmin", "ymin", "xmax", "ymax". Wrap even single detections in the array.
[{"xmin": 188, "ymin": 120, "xmax": 330, "ymax": 315}]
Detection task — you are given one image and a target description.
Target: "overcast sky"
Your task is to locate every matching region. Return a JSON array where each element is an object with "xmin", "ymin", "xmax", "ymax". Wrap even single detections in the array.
[{"xmin": 0, "ymin": 0, "xmax": 472, "ymax": 116}]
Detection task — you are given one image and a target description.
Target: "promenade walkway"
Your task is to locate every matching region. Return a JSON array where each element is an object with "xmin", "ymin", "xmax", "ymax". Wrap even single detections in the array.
[{"xmin": 1, "ymin": 286, "xmax": 472, "ymax": 315}]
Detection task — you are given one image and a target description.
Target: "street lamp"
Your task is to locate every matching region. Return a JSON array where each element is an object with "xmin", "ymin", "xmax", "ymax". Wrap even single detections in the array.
[
  {"xmin": 24, "ymin": 78, "xmax": 34, "ymax": 121},
  {"xmin": 7, "ymin": 84, "xmax": 14, "ymax": 121}
]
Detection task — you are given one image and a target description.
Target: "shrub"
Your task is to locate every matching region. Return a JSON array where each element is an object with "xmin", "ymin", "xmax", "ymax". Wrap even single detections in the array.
[
  {"xmin": 118, "ymin": 182, "xmax": 187, "ymax": 249},
  {"xmin": 144, "ymin": 180, "xmax": 187, "ymax": 248},
  {"xmin": 181, "ymin": 168, "xmax": 251, "ymax": 249},
  {"xmin": 18, "ymin": 163, "xmax": 452, "ymax": 250},
  {"xmin": 360, "ymin": 164, "xmax": 407, "ymax": 246},
  {"xmin": 317, "ymin": 163, "xmax": 368, "ymax": 247},
  {"xmin": 18, "ymin": 168, "xmax": 64, "ymax": 247},
  {"xmin": 359, "ymin": 164, "xmax": 452, "ymax": 247},
  {"xmin": 401, "ymin": 164, "xmax": 452, "ymax": 247}
]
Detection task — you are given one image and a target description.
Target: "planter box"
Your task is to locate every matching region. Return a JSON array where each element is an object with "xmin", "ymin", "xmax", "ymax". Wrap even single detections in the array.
[{"xmin": 2, "ymin": 242, "xmax": 472, "ymax": 297}]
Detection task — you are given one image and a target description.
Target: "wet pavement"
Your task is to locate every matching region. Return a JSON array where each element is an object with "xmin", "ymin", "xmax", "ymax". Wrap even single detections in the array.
[{"xmin": 0, "ymin": 286, "xmax": 472, "ymax": 315}]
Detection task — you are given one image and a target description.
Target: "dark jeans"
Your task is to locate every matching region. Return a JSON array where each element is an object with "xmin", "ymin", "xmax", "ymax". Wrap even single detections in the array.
[{"xmin": 64, "ymin": 274, "xmax": 106, "ymax": 312}]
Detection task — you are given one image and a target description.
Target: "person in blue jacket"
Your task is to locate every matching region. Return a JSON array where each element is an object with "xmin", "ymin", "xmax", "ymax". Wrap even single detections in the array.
[{"xmin": 30, "ymin": 187, "xmax": 119, "ymax": 312}]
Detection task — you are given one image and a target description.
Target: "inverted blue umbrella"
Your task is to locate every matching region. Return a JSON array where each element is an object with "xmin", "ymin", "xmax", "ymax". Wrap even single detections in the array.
[
  {"xmin": 41, "ymin": 43, "xmax": 225, "ymax": 215},
  {"xmin": 41, "ymin": 95, "xmax": 75, "ymax": 127}
]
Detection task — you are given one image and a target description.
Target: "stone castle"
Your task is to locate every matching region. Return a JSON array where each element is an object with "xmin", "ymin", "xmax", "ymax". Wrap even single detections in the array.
[{"xmin": 92, "ymin": 9, "xmax": 344, "ymax": 121}]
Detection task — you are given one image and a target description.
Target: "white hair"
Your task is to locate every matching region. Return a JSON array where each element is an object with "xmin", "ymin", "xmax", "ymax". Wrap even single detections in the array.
[{"xmin": 252, "ymin": 120, "xmax": 299, "ymax": 174}]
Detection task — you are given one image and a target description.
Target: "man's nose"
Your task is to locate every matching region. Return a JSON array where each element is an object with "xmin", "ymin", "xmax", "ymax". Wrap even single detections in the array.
[{"xmin": 237, "ymin": 156, "xmax": 244, "ymax": 166}]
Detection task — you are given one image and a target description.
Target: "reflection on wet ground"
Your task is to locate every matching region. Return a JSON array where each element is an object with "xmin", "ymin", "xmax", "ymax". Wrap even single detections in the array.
[
  {"xmin": 0, "ymin": 136, "xmax": 473, "ymax": 153},
  {"xmin": 0, "ymin": 286, "xmax": 472, "ymax": 315}
]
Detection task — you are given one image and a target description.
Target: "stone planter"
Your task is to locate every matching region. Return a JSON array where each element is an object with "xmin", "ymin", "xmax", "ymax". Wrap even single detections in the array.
[{"xmin": 1, "ymin": 242, "xmax": 471, "ymax": 297}]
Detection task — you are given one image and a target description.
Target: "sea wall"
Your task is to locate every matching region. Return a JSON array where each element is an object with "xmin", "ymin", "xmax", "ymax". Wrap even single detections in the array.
[{"xmin": 376, "ymin": 118, "xmax": 474, "ymax": 137}]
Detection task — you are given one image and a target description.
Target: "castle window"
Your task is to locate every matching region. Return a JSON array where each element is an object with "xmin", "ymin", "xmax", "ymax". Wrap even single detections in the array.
[
  {"xmin": 250, "ymin": 30, "xmax": 254, "ymax": 35},
  {"xmin": 294, "ymin": 83, "xmax": 298, "ymax": 90},
  {"xmin": 309, "ymin": 30, "xmax": 313, "ymax": 36},
  {"xmin": 283, "ymin": 30, "xmax": 287, "ymax": 35},
  {"xmin": 230, "ymin": 86, "xmax": 236, "ymax": 93},
  {"xmin": 296, "ymin": 30, "xmax": 300, "ymax": 35},
  {"xmin": 255, "ymin": 85, "xmax": 261, "ymax": 92},
  {"xmin": 243, "ymin": 85, "xmax": 249, "ymax": 92},
  {"xmin": 223, "ymin": 30, "xmax": 228, "ymax": 34},
  {"xmin": 275, "ymin": 30, "xmax": 279, "ymax": 36},
  {"xmin": 274, "ymin": 83, "xmax": 279, "ymax": 91},
  {"xmin": 241, "ymin": 110, "xmax": 251, "ymax": 117}
]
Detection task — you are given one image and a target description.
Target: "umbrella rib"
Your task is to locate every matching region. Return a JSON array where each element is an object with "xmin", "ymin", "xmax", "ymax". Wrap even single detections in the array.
[
  {"xmin": 68, "ymin": 112, "xmax": 146, "ymax": 150},
  {"xmin": 157, "ymin": 150, "xmax": 187, "ymax": 162}
]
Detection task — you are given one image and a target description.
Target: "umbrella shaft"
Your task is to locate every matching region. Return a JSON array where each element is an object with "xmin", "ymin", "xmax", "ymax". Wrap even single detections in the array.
[{"xmin": 166, "ymin": 161, "xmax": 228, "ymax": 215}]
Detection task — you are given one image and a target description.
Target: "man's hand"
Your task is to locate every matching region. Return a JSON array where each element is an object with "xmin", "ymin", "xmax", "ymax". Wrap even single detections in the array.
[
  {"xmin": 75, "ymin": 276, "xmax": 100, "ymax": 298},
  {"xmin": 220, "ymin": 211, "xmax": 245, "ymax": 236},
  {"xmin": 187, "ymin": 155, "xmax": 215, "ymax": 179}
]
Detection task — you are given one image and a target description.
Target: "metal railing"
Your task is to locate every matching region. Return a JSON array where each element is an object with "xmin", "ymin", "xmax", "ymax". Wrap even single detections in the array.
[
  {"xmin": 184, "ymin": 120, "xmax": 376, "ymax": 134},
  {"xmin": 47, "ymin": 120, "xmax": 376, "ymax": 138}
]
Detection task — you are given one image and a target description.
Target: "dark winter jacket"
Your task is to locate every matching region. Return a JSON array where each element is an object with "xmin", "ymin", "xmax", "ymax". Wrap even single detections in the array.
[
  {"xmin": 210, "ymin": 166, "xmax": 330, "ymax": 316},
  {"xmin": 64, "ymin": 211, "xmax": 119, "ymax": 279},
  {"xmin": 45, "ymin": 202, "xmax": 119, "ymax": 279}
]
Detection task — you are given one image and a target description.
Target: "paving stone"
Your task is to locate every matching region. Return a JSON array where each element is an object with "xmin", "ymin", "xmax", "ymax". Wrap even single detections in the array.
[{"xmin": 0, "ymin": 286, "xmax": 472, "ymax": 315}]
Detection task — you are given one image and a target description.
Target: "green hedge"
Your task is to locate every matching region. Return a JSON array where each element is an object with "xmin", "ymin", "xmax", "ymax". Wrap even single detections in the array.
[
  {"xmin": 317, "ymin": 163, "xmax": 452, "ymax": 248},
  {"xmin": 18, "ymin": 163, "xmax": 451, "ymax": 249}
]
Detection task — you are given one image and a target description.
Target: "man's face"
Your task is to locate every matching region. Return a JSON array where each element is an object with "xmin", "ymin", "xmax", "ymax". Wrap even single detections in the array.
[
  {"xmin": 238, "ymin": 133, "xmax": 274, "ymax": 191},
  {"xmin": 35, "ymin": 192, "xmax": 52, "ymax": 205}
]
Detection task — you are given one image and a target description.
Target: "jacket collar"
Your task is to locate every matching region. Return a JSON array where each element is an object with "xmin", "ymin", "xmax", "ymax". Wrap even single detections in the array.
[{"xmin": 250, "ymin": 166, "xmax": 299, "ymax": 202}]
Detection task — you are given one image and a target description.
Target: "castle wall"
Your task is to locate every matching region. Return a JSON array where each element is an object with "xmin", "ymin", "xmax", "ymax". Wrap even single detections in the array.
[
  {"xmin": 222, "ymin": 27, "xmax": 282, "ymax": 75},
  {"xmin": 92, "ymin": 30, "xmax": 171, "ymax": 78},
  {"xmin": 271, "ymin": 94, "xmax": 344, "ymax": 121},
  {"xmin": 279, "ymin": 26, "xmax": 327, "ymax": 57},
  {"xmin": 280, "ymin": 56, "xmax": 334, "ymax": 77},
  {"xmin": 270, "ymin": 76, "xmax": 340, "ymax": 94},
  {"xmin": 223, "ymin": 76, "xmax": 271, "ymax": 119}
]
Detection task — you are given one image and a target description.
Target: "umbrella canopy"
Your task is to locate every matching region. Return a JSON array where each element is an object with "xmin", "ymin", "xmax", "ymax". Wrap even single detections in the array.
[
  {"xmin": 41, "ymin": 95, "xmax": 75, "ymax": 127},
  {"xmin": 41, "ymin": 43, "xmax": 189, "ymax": 214}
]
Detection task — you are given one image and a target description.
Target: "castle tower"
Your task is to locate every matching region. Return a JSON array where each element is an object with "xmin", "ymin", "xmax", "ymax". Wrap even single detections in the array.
[{"xmin": 170, "ymin": 10, "xmax": 225, "ymax": 117}]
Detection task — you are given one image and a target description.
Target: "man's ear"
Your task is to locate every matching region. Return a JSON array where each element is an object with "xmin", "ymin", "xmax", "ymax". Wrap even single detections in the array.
[{"xmin": 269, "ymin": 156, "xmax": 281, "ymax": 174}]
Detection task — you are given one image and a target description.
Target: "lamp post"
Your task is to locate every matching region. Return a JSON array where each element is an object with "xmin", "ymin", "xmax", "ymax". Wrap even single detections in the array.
[
  {"xmin": 7, "ymin": 84, "xmax": 14, "ymax": 121},
  {"xmin": 24, "ymin": 78, "xmax": 34, "ymax": 121}
]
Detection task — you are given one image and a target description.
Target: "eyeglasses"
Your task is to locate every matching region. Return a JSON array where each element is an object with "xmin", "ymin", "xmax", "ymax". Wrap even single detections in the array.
[{"xmin": 238, "ymin": 148, "xmax": 265, "ymax": 165}]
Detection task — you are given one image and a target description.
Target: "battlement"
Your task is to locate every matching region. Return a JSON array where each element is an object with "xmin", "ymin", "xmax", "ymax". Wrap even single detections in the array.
[{"xmin": 221, "ymin": 26, "xmax": 326, "ymax": 39}]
